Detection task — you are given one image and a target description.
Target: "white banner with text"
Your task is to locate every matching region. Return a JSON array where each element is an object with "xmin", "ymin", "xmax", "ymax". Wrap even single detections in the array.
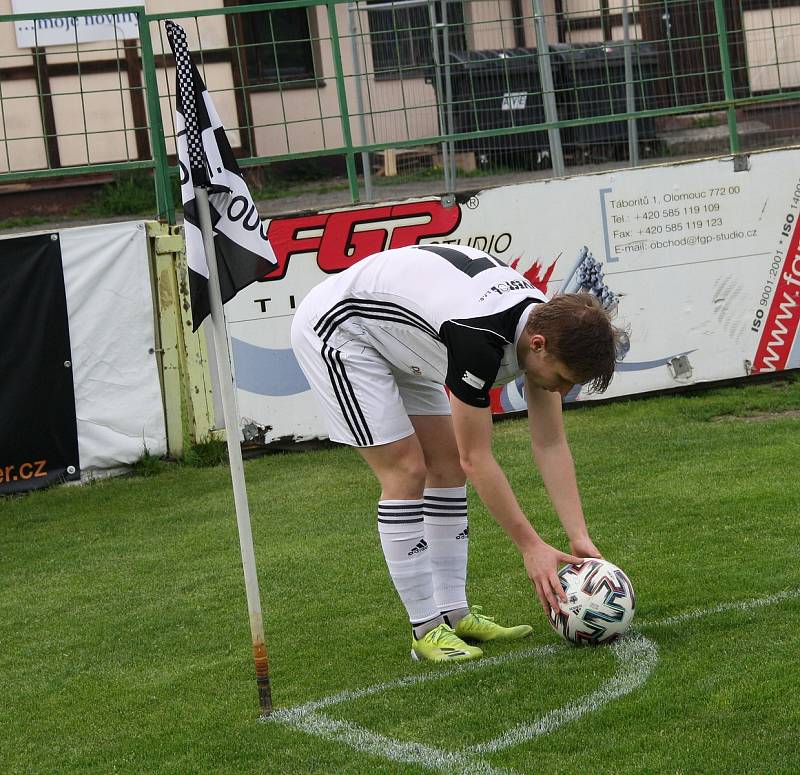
[
  {"xmin": 11, "ymin": 0, "xmax": 142, "ymax": 47},
  {"xmin": 220, "ymin": 148, "xmax": 800, "ymax": 444}
]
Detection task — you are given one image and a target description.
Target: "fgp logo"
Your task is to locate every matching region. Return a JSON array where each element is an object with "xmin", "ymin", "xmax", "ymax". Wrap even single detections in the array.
[{"xmin": 260, "ymin": 200, "xmax": 462, "ymax": 281}]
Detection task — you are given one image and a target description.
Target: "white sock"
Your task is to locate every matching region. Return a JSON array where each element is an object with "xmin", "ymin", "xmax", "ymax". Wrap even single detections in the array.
[
  {"xmin": 423, "ymin": 486, "xmax": 469, "ymax": 613},
  {"xmin": 377, "ymin": 499, "xmax": 441, "ymax": 633}
]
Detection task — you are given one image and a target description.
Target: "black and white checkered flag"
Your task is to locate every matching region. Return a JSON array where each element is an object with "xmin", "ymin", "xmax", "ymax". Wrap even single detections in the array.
[{"xmin": 165, "ymin": 20, "xmax": 277, "ymax": 331}]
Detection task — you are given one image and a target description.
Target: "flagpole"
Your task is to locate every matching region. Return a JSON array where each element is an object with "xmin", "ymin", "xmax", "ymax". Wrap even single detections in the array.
[
  {"xmin": 166, "ymin": 19, "xmax": 275, "ymax": 717},
  {"xmin": 194, "ymin": 187, "xmax": 273, "ymax": 718}
]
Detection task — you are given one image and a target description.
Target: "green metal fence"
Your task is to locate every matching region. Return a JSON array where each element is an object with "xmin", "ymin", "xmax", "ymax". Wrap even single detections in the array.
[{"xmin": 2, "ymin": 0, "xmax": 800, "ymax": 224}]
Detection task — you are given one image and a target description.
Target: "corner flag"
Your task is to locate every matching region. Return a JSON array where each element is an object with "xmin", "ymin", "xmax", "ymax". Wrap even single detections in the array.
[
  {"xmin": 165, "ymin": 20, "xmax": 277, "ymax": 331},
  {"xmin": 165, "ymin": 19, "xmax": 274, "ymax": 717}
]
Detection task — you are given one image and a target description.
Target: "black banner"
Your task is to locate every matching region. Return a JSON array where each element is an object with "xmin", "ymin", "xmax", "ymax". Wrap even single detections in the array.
[{"xmin": 0, "ymin": 233, "xmax": 80, "ymax": 494}]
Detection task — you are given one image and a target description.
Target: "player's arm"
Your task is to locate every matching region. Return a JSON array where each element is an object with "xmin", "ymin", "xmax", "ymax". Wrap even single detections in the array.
[
  {"xmin": 524, "ymin": 378, "xmax": 602, "ymax": 559},
  {"xmin": 449, "ymin": 394, "xmax": 580, "ymax": 613}
]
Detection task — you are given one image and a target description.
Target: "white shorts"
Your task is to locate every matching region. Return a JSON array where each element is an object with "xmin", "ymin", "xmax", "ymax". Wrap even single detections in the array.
[{"xmin": 291, "ymin": 287, "xmax": 451, "ymax": 448}]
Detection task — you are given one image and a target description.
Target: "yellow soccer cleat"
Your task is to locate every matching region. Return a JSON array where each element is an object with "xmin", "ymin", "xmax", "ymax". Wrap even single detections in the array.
[
  {"xmin": 411, "ymin": 624, "xmax": 483, "ymax": 662},
  {"xmin": 454, "ymin": 606, "xmax": 533, "ymax": 642}
]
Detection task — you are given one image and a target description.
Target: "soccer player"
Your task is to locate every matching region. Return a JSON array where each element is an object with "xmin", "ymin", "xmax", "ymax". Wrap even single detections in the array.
[{"xmin": 291, "ymin": 244, "xmax": 623, "ymax": 662}]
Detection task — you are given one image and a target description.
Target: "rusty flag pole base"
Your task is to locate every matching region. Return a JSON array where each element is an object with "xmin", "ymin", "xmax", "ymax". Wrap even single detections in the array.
[
  {"xmin": 195, "ymin": 186, "xmax": 274, "ymax": 720},
  {"xmin": 254, "ymin": 641, "xmax": 273, "ymax": 718}
]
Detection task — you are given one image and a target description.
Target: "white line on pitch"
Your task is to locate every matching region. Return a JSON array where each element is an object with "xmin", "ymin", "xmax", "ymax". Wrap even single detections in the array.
[
  {"xmin": 285, "ymin": 712, "xmax": 517, "ymax": 775},
  {"xmin": 637, "ymin": 586, "xmax": 800, "ymax": 629},
  {"xmin": 270, "ymin": 587, "xmax": 799, "ymax": 772},
  {"xmin": 273, "ymin": 644, "xmax": 558, "ymax": 720},
  {"xmin": 471, "ymin": 634, "xmax": 658, "ymax": 753},
  {"xmin": 276, "ymin": 587, "xmax": 800, "ymax": 723}
]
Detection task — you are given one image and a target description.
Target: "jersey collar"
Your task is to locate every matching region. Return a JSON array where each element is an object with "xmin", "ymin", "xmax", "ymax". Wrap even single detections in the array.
[{"xmin": 512, "ymin": 302, "xmax": 539, "ymax": 372}]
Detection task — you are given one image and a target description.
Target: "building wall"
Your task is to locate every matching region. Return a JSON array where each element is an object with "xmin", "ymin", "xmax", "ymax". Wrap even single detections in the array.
[
  {"xmin": 0, "ymin": 0, "xmax": 561, "ymax": 171},
  {"xmin": 0, "ymin": 78, "xmax": 45, "ymax": 171},
  {"xmin": 1, "ymin": 0, "xmax": 800, "ymax": 175},
  {"xmin": 744, "ymin": 6, "xmax": 800, "ymax": 92}
]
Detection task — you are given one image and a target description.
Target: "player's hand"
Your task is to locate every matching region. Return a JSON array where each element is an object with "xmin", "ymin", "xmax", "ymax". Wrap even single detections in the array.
[
  {"xmin": 569, "ymin": 536, "xmax": 603, "ymax": 560},
  {"xmin": 522, "ymin": 541, "xmax": 582, "ymax": 615}
]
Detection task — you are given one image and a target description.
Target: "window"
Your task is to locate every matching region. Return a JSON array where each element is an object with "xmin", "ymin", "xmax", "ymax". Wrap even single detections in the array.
[
  {"xmin": 367, "ymin": 0, "xmax": 467, "ymax": 79},
  {"xmin": 238, "ymin": 2, "xmax": 317, "ymax": 87}
]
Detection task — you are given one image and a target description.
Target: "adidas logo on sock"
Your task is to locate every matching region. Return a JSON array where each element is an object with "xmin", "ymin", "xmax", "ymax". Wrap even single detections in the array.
[
  {"xmin": 408, "ymin": 538, "xmax": 428, "ymax": 556},
  {"xmin": 456, "ymin": 527, "xmax": 469, "ymax": 540}
]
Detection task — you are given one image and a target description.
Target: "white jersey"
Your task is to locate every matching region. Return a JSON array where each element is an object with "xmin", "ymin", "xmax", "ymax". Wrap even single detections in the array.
[{"xmin": 302, "ymin": 244, "xmax": 547, "ymax": 408}]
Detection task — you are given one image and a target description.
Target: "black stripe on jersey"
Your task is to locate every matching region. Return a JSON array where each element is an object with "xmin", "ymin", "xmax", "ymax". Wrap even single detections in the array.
[
  {"xmin": 320, "ymin": 310, "xmax": 441, "ymax": 345},
  {"xmin": 444, "ymin": 297, "xmax": 543, "ymax": 345},
  {"xmin": 321, "ymin": 344, "xmax": 373, "ymax": 446},
  {"xmin": 314, "ymin": 298, "xmax": 439, "ymax": 342},
  {"xmin": 317, "ymin": 298, "xmax": 435, "ymax": 334},
  {"xmin": 414, "ymin": 244, "xmax": 507, "ymax": 275},
  {"xmin": 315, "ymin": 301, "xmax": 439, "ymax": 342}
]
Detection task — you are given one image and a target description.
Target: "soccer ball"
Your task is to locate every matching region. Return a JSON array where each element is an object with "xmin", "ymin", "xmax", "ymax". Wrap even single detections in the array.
[{"xmin": 548, "ymin": 558, "xmax": 636, "ymax": 645}]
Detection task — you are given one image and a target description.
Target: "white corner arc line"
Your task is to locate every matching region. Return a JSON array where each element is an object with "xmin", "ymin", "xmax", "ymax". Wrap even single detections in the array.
[
  {"xmin": 269, "ymin": 588, "xmax": 800, "ymax": 774},
  {"xmin": 273, "ymin": 644, "xmax": 559, "ymax": 720},
  {"xmin": 637, "ymin": 586, "xmax": 800, "ymax": 629},
  {"xmin": 284, "ymin": 712, "xmax": 518, "ymax": 775},
  {"xmin": 471, "ymin": 633, "xmax": 658, "ymax": 754}
]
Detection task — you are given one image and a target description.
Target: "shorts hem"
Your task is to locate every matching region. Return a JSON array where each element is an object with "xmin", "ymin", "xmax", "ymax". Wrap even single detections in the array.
[{"xmin": 330, "ymin": 427, "xmax": 416, "ymax": 449}]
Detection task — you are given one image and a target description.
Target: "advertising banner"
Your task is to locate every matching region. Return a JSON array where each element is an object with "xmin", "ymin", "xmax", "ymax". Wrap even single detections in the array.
[
  {"xmin": 222, "ymin": 148, "xmax": 800, "ymax": 444},
  {"xmin": 11, "ymin": 0, "xmax": 142, "ymax": 48},
  {"xmin": 1, "ymin": 221, "xmax": 167, "ymax": 486},
  {"xmin": 59, "ymin": 221, "xmax": 166, "ymax": 474},
  {"xmin": 0, "ymin": 233, "xmax": 80, "ymax": 494}
]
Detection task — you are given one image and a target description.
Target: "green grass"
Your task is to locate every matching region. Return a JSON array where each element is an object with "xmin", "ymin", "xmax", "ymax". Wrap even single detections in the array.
[
  {"xmin": 374, "ymin": 162, "xmax": 519, "ymax": 186},
  {"xmin": 0, "ymin": 215, "xmax": 51, "ymax": 231},
  {"xmin": 77, "ymin": 170, "xmax": 183, "ymax": 219},
  {"xmin": 251, "ymin": 179, "xmax": 350, "ymax": 201},
  {"xmin": 2, "ymin": 376, "xmax": 799, "ymax": 774}
]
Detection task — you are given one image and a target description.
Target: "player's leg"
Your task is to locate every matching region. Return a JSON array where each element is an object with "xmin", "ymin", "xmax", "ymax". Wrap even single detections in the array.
[
  {"xmin": 357, "ymin": 433, "xmax": 482, "ymax": 661},
  {"xmin": 356, "ymin": 436, "xmax": 441, "ymax": 637},
  {"xmin": 393, "ymin": 376, "xmax": 472, "ymax": 628},
  {"xmin": 402, "ymin": 383, "xmax": 533, "ymax": 644},
  {"xmin": 408, "ymin": 413, "xmax": 471, "ymax": 628},
  {"xmin": 291, "ymin": 322, "xmax": 479, "ymax": 660}
]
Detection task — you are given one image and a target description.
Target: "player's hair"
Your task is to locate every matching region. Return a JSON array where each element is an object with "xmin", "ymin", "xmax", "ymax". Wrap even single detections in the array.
[{"xmin": 526, "ymin": 293, "xmax": 627, "ymax": 393}]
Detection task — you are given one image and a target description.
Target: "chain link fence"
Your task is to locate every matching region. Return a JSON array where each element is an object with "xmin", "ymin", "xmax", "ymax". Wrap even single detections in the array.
[{"xmin": 2, "ymin": 0, "xmax": 800, "ymax": 220}]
